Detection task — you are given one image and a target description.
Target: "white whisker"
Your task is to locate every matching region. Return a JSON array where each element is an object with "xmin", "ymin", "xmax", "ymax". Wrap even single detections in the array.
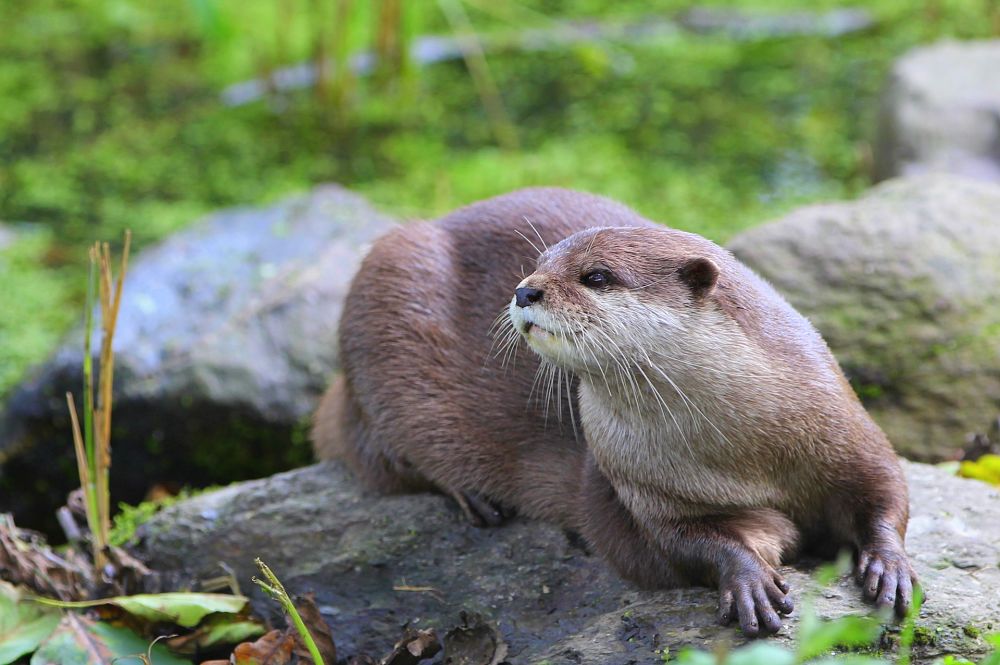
[
  {"xmin": 513, "ymin": 228, "xmax": 542, "ymax": 257},
  {"xmin": 522, "ymin": 216, "xmax": 549, "ymax": 251}
]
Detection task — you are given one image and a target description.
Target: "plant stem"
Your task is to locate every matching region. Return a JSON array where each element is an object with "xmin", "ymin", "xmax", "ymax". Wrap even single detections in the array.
[{"xmin": 253, "ymin": 559, "xmax": 324, "ymax": 665}]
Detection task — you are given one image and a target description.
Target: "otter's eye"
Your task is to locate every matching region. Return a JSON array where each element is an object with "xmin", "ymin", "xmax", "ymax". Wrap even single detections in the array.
[{"xmin": 581, "ymin": 270, "xmax": 611, "ymax": 289}]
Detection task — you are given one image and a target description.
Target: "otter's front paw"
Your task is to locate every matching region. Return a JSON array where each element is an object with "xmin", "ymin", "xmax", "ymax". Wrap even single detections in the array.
[
  {"xmin": 717, "ymin": 565, "xmax": 794, "ymax": 637},
  {"xmin": 857, "ymin": 544, "xmax": 918, "ymax": 618}
]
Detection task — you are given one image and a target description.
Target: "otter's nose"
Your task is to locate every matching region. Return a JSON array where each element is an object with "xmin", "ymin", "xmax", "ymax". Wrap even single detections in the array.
[{"xmin": 515, "ymin": 287, "xmax": 544, "ymax": 308}]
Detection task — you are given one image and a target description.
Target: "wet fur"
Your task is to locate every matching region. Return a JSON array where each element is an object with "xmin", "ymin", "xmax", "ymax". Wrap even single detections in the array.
[{"xmin": 312, "ymin": 188, "xmax": 914, "ymax": 635}]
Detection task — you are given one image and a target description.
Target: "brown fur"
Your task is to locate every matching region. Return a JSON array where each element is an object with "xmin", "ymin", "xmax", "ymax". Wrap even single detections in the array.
[{"xmin": 312, "ymin": 188, "xmax": 915, "ymax": 636}]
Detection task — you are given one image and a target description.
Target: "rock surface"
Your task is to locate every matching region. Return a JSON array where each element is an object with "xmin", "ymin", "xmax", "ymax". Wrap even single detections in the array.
[
  {"xmin": 0, "ymin": 223, "xmax": 14, "ymax": 251},
  {"xmin": 137, "ymin": 460, "xmax": 1000, "ymax": 664},
  {"xmin": 728, "ymin": 175, "xmax": 1000, "ymax": 461},
  {"xmin": 0, "ymin": 186, "xmax": 397, "ymax": 530},
  {"xmin": 874, "ymin": 40, "xmax": 1000, "ymax": 183}
]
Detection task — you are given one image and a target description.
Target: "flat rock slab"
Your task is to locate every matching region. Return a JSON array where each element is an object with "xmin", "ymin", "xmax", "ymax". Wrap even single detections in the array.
[
  {"xmin": 138, "ymin": 461, "xmax": 1000, "ymax": 664},
  {"xmin": 0, "ymin": 185, "xmax": 397, "ymax": 531}
]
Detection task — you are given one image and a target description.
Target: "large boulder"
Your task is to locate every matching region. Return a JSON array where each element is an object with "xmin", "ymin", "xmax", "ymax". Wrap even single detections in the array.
[
  {"xmin": 728, "ymin": 175, "xmax": 1000, "ymax": 461},
  {"xmin": 136, "ymin": 460, "xmax": 1000, "ymax": 664},
  {"xmin": 0, "ymin": 186, "xmax": 397, "ymax": 532},
  {"xmin": 874, "ymin": 40, "xmax": 1000, "ymax": 183},
  {"xmin": 0, "ymin": 223, "xmax": 14, "ymax": 250}
]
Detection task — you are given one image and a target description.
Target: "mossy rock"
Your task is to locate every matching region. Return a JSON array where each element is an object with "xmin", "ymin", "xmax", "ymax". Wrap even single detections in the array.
[
  {"xmin": 729, "ymin": 175, "xmax": 1000, "ymax": 461},
  {"xmin": 874, "ymin": 40, "xmax": 1000, "ymax": 183},
  {"xmin": 0, "ymin": 185, "xmax": 397, "ymax": 534}
]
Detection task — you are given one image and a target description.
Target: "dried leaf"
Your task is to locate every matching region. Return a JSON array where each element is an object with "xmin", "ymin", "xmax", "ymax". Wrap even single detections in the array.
[
  {"xmin": 443, "ymin": 612, "xmax": 507, "ymax": 665},
  {"xmin": 347, "ymin": 656, "xmax": 377, "ymax": 665},
  {"xmin": 380, "ymin": 628, "xmax": 441, "ymax": 665},
  {"xmin": 233, "ymin": 628, "xmax": 295, "ymax": 665},
  {"xmin": 290, "ymin": 594, "xmax": 336, "ymax": 665},
  {"xmin": 0, "ymin": 514, "xmax": 92, "ymax": 601}
]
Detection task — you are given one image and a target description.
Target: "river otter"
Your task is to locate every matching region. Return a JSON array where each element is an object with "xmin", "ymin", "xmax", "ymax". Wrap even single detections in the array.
[{"xmin": 312, "ymin": 188, "xmax": 915, "ymax": 636}]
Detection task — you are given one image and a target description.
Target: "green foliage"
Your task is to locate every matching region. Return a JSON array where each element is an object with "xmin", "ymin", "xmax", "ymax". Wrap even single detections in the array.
[
  {"xmin": 0, "ymin": 582, "xmax": 61, "ymax": 664},
  {"xmin": 1, "ymin": 0, "xmax": 998, "ymax": 392},
  {"xmin": 0, "ymin": 232, "xmax": 77, "ymax": 396},
  {"xmin": 109, "ymin": 487, "xmax": 216, "ymax": 546},
  {"xmin": 666, "ymin": 580, "xmax": 1000, "ymax": 664},
  {"xmin": 31, "ymin": 616, "xmax": 190, "ymax": 665},
  {"xmin": 33, "ymin": 592, "xmax": 250, "ymax": 628}
]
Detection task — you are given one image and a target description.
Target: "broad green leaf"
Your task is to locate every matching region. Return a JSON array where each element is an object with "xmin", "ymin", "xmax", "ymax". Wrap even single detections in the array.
[
  {"xmin": 195, "ymin": 617, "xmax": 265, "ymax": 648},
  {"xmin": 167, "ymin": 614, "xmax": 266, "ymax": 654},
  {"xmin": 33, "ymin": 592, "xmax": 248, "ymax": 628},
  {"xmin": 797, "ymin": 608, "xmax": 882, "ymax": 661},
  {"xmin": 673, "ymin": 648, "xmax": 717, "ymax": 665},
  {"xmin": 0, "ymin": 582, "xmax": 60, "ymax": 664},
  {"xmin": 980, "ymin": 633, "xmax": 1000, "ymax": 665},
  {"xmin": 725, "ymin": 642, "xmax": 795, "ymax": 665},
  {"xmin": 30, "ymin": 613, "xmax": 188, "ymax": 665}
]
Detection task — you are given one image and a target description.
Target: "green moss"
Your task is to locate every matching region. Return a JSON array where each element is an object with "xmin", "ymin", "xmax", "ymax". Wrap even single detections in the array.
[
  {"xmin": 0, "ymin": 231, "xmax": 78, "ymax": 396},
  {"xmin": 964, "ymin": 624, "xmax": 982, "ymax": 639},
  {"xmin": 109, "ymin": 486, "xmax": 219, "ymax": 547},
  {"xmin": 912, "ymin": 625, "xmax": 937, "ymax": 647}
]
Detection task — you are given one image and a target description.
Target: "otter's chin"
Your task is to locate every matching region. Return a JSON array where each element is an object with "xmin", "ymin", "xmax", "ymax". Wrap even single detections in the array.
[
  {"xmin": 522, "ymin": 327, "xmax": 581, "ymax": 370},
  {"xmin": 523, "ymin": 321, "xmax": 552, "ymax": 339}
]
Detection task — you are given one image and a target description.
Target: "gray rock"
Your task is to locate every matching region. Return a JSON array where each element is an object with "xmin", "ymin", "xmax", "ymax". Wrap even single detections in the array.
[
  {"xmin": 874, "ymin": 40, "xmax": 1000, "ymax": 183},
  {"xmin": 137, "ymin": 461, "xmax": 1000, "ymax": 664},
  {"xmin": 728, "ymin": 175, "xmax": 1000, "ymax": 461},
  {"xmin": 0, "ymin": 223, "xmax": 14, "ymax": 251},
  {"xmin": 0, "ymin": 186, "xmax": 397, "ymax": 530}
]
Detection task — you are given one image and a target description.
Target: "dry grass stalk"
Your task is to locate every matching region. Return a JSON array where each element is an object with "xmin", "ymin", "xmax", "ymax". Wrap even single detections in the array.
[
  {"xmin": 436, "ymin": 0, "xmax": 519, "ymax": 151},
  {"xmin": 374, "ymin": 0, "xmax": 406, "ymax": 85},
  {"xmin": 64, "ymin": 231, "xmax": 131, "ymax": 571}
]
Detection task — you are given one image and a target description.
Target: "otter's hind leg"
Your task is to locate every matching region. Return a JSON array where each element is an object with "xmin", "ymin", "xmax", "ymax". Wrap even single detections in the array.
[{"xmin": 311, "ymin": 375, "xmax": 433, "ymax": 494}]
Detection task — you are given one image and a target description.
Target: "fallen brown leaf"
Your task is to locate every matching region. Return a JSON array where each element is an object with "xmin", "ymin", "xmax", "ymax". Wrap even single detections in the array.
[
  {"xmin": 233, "ymin": 628, "xmax": 295, "ymax": 665},
  {"xmin": 347, "ymin": 656, "xmax": 377, "ymax": 665},
  {"xmin": 0, "ymin": 513, "xmax": 93, "ymax": 600},
  {"xmin": 290, "ymin": 593, "xmax": 337, "ymax": 665},
  {"xmin": 443, "ymin": 612, "xmax": 507, "ymax": 665},
  {"xmin": 380, "ymin": 628, "xmax": 441, "ymax": 665}
]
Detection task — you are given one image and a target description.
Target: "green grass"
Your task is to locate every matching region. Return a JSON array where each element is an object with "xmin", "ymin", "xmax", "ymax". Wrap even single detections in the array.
[{"xmin": 1, "ymin": 0, "xmax": 998, "ymax": 396}]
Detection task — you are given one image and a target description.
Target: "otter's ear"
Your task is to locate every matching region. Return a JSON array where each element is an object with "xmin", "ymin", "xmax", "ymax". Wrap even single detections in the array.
[{"xmin": 678, "ymin": 257, "xmax": 719, "ymax": 297}]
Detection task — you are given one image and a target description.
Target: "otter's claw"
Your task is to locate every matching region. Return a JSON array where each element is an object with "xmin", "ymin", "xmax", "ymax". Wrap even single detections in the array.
[
  {"xmin": 451, "ymin": 490, "xmax": 509, "ymax": 527},
  {"xmin": 856, "ymin": 545, "xmax": 918, "ymax": 618},
  {"xmin": 717, "ymin": 567, "xmax": 793, "ymax": 637}
]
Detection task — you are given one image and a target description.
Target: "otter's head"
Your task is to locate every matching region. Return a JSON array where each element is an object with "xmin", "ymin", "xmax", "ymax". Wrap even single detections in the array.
[{"xmin": 507, "ymin": 227, "xmax": 721, "ymax": 375}]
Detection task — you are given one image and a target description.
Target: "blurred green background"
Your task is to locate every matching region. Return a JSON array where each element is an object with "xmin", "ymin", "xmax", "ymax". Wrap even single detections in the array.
[{"xmin": 1, "ymin": 0, "xmax": 998, "ymax": 396}]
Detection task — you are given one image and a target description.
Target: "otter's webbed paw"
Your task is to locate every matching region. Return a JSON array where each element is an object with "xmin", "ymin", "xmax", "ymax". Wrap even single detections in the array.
[
  {"xmin": 717, "ymin": 564, "xmax": 794, "ymax": 637},
  {"xmin": 857, "ymin": 544, "xmax": 918, "ymax": 618},
  {"xmin": 451, "ymin": 489, "xmax": 511, "ymax": 527}
]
